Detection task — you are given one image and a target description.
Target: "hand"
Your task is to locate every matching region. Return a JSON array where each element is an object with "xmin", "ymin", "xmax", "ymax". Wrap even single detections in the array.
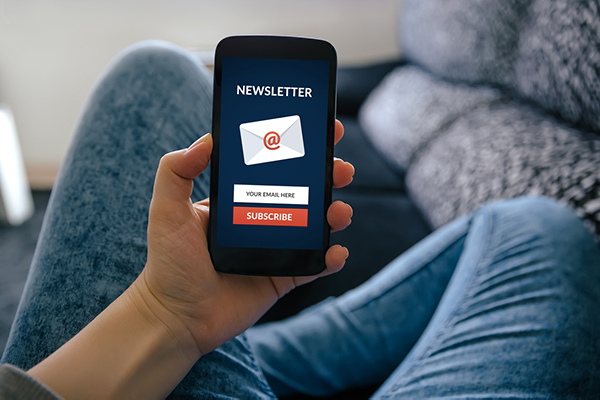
[
  {"xmin": 136, "ymin": 120, "xmax": 354, "ymax": 356},
  {"xmin": 27, "ymin": 121, "xmax": 353, "ymax": 400}
]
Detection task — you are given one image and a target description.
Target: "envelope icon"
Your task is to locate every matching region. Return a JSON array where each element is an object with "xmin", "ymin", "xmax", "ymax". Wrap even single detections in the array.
[{"xmin": 239, "ymin": 115, "xmax": 305, "ymax": 166}]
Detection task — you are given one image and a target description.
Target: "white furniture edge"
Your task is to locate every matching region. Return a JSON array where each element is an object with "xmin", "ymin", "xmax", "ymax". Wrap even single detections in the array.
[{"xmin": 0, "ymin": 105, "xmax": 34, "ymax": 225}]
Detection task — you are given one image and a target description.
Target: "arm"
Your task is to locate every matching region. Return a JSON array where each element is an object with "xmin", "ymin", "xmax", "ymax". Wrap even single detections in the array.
[
  {"xmin": 28, "ymin": 278, "xmax": 198, "ymax": 399},
  {"xmin": 26, "ymin": 121, "xmax": 354, "ymax": 399}
]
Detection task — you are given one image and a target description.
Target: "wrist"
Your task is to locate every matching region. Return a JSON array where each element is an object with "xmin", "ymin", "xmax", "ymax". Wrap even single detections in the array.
[{"xmin": 128, "ymin": 271, "xmax": 203, "ymax": 362}]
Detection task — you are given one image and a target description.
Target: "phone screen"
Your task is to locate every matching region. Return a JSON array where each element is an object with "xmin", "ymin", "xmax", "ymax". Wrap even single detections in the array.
[{"xmin": 215, "ymin": 56, "xmax": 330, "ymax": 250}]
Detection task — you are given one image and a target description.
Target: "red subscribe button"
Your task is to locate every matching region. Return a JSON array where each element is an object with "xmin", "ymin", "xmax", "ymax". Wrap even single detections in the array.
[{"xmin": 233, "ymin": 206, "xmax": 308, "ymax": 227}]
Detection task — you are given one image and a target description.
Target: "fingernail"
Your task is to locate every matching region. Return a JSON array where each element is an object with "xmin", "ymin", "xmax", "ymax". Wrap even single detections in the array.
[
  {"xmin": 344, "ymin": 247, "xmax": 349, "ymax": 259},
  {"xmin": 188, "ymin": 133, "xmax": 210, "ymax": 150}
]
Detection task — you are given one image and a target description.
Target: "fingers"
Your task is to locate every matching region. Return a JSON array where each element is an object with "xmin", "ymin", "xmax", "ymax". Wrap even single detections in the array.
[
  {"xmin": 333, "ymin": 158, "xmax": 355, "ymax": 188},
  {"xmin": 332, "ymin": 120, "xmax": 354, "ymax": 189},
  {"xmin": 327, "ymin": 200, "xmax": 353, "ymax": 232},
  {"xmin": 334, "ymin": 119, "xmax": 344, "ymax": 145},
  {"xmin": 152, "ymin": 134, "xmax": 213, "ymax": 205},
  {"xmin": 290, "ymin": 245, "xmax": 349, "ymax": 288},
  {"xmin": 280, "ymin": 199, "xmax": 352, "ymax": 290},
  {"xmin": 196, "ymin": 198, "xmax": 210, "ymax": 207},
  {"xmin": 324, "ymin": 244, "xmax": 349, "ymax": 274}
]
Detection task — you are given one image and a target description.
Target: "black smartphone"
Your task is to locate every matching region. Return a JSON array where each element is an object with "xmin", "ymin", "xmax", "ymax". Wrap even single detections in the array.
[{"xmin": 208, "ymin": 35, "xmax": 337, "ymax": 276}]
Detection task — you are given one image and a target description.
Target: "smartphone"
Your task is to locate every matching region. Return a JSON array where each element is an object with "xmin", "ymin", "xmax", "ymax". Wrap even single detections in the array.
[{"xmin": 208, "ymin": 35, "xmax": 337, "ymax": 276}]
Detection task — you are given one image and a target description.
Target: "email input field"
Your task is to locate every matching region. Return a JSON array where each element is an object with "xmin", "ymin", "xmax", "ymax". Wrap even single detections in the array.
[{"xmin": 233, "ymin": 184, "xmax": 309, "ymax": 205}]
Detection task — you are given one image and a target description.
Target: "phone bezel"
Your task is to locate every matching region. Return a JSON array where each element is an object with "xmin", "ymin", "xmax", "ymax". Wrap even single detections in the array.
[{"xmin": 208, "ymin": 35, "xmax": 337, "ymax": 276}]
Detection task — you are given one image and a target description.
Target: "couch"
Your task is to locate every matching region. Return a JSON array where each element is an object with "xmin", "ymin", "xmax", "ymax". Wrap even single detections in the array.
[{"xmin": 261, "ymin": 0, "xmax": 600, "ymax": 397}]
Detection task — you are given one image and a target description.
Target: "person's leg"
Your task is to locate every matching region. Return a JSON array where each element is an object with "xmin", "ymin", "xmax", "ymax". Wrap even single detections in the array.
[
  {"xmin": 1, "ymin": 41, "xmax": 274, "ymax": 399},
  {"xmin": 248, "ymin": 197, "xmax": 600, "ymax": 398},
  {"xmin": 247, "ymin": 211, "xmax": 470, "ymax": 396},
  {"xmin": 373, "ymin": 197, "xmax": 600, "ymax": 398}
]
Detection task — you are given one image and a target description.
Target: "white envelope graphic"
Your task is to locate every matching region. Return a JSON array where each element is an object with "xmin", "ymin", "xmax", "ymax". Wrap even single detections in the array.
[{"xmin": 239, "ymin": 115, "xmax": 305, "ymax": 166}]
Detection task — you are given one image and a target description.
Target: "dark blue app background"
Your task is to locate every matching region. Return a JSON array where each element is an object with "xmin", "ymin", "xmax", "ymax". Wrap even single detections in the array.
[{"xmin": 216, "ymin": 57, "xmax": 330, "ymax": 250}]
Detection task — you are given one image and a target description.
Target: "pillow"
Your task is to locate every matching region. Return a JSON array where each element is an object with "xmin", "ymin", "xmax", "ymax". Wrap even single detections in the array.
[
  {"xmin": 407, "ymin": 101, "xmax": 600, "ymax": 240},
  {"xmin": 359, "ymin": 66, "xmax": 502, "ymax": 170},
  {"xmin": 513, "ymin": 0, "xmax": 600, "ymax": 132},
  {"xmin": 400, "ymin": 0, "xmax": 600, "ymax": 132},
  {"xmin": 400, "ymin": 0, "xmax": 531, "ymax": 87},
  {"xmin": 360, "ymin": 66, "xmax": 600, "ymax": 241},
  {"xmin": 336, "ymin": 60, "xmax": 404, "ymax": 116}
]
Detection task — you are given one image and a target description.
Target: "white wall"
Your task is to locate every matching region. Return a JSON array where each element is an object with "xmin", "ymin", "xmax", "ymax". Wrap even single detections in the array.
[{"xmin": 0, "ymin": 0, "xmax": 402, "ymax": 187}]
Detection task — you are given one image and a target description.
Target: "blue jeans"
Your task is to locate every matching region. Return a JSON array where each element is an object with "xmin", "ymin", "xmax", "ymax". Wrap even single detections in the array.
[{"xmin": 2, "ymin": 41, "xmax": 600, "ymax": 399}]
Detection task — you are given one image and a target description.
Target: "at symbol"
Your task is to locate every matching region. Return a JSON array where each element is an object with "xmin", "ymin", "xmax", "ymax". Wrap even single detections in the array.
[{"xmin": 264, "ymin": 131, "xmax": 280, "ymax": 150}]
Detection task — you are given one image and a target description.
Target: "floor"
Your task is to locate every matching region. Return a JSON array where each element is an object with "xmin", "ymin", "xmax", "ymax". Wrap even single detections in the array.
[{"xmin": 0, "ymin": 191, "xmax": 50, "ymax": 355}]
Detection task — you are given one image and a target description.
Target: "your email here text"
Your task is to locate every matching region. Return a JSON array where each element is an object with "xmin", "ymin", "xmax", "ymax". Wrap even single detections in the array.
[{"xmin": 236, "ymin": 85, "xmax": 313, "ymax": 97}]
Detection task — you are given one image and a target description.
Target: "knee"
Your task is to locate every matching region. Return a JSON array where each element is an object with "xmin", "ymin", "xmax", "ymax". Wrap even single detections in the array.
[
  {"xmin": 479, "ymin": 196, "xmax": 595, "ymax": 252},
  {"xmin": 112, "ymin": 40, "xmax": 194, "ymax": 72},
  {"xmin": 94, "ymin": 40, "xmax": 211, "ymax": 99},
  {"xmin": 484, "ymin": 196, "xmax": 577, "ymax": 225}
]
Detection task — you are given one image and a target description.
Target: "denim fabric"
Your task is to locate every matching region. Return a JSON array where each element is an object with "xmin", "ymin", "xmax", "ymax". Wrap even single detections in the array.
[
  {"xmin": 248, "ymin": 197, "xmax": 600, "ymax": 398},
  {"xmin": 2, "ymin": 40, "xmax": 600, "ymax": 399},
  {"xmin": 0, "ymin": 41, "xmax": 275, "ymax": 399}
]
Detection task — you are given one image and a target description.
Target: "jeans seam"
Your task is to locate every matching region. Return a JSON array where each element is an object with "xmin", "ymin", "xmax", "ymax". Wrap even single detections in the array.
[
  {"xmin": 345, "ymin": 226, "xmax": 469, "ymax": 313},
  {"xmin": 384, "ymin": 207, "xmax": 497, "ymax": 394},
  {"xmin": 239, "ymin": 334, "xmax": 278, "ymax": 399}
]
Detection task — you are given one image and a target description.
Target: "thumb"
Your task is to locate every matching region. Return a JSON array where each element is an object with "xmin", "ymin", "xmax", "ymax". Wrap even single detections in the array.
[{"xmin": 152, "ymin": 134, "xmax": 213, "ymax": 205}]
